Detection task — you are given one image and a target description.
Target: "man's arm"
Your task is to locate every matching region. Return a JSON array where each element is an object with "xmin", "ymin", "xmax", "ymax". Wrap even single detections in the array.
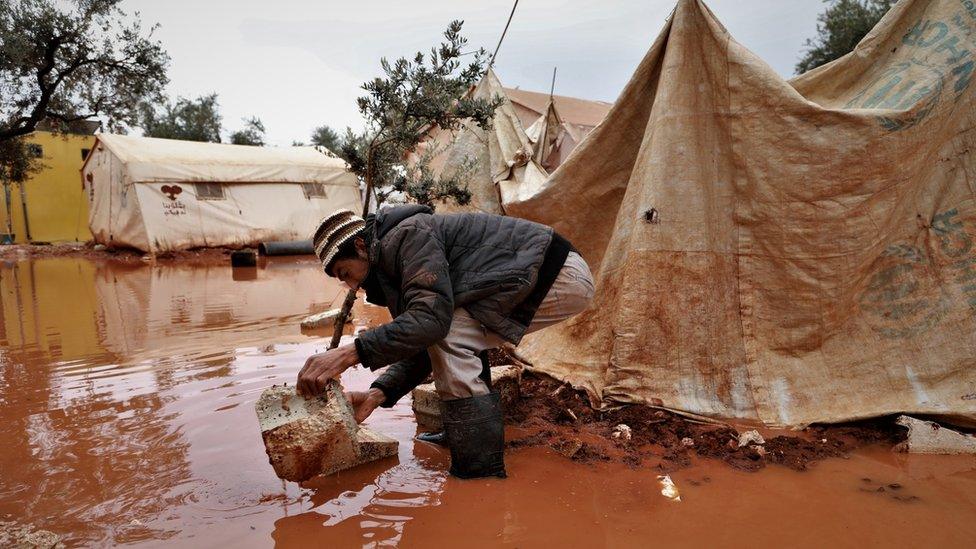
[
  {"xmin": 355, "ymin": 223, "xmax": 454, "ymax": 370},
  {"xmin": 370, "ymin": 351, "xmax": 434, "ymax": 407},
  {"xmin": 296, "ymin": 343, "xmax": 360, "ymax": 397},
  {"xmin": 345, "ymin": 352, "xmax": 432, "ymax": 423}
]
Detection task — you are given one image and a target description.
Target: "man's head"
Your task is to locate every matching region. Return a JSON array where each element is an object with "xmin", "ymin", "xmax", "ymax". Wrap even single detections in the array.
[{"xmin": 313, "ymin": 209, "xmax": 369, "ymax": 289}]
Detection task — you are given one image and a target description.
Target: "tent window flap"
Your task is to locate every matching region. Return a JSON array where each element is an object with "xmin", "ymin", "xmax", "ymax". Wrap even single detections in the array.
[
  {"xmin": 301, "ymin": 183, "xmax": 326, "ymax": 199},
  {"xmin": 195, "ymin": 182, "xmax": 225, "ymax": 200}
]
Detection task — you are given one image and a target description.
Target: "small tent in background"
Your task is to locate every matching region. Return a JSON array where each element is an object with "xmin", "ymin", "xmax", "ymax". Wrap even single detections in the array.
[
  {"xmin": 508, "ymin": 0, "xmax": 976, "ymax": 427},
  {"xmin": 524, "ymin": 99, "xmax": 563, "ymax": 171},
  {"xmin": 412, "ymin": 68, "xmax": 547, "ymax": 214},
  {"xmin": 504, "ymin": 86, "xmax": 612, "ymax": 171},
  {"xmin": 82, "ymin": 134, "xmax": 360, "ymax": 253}
]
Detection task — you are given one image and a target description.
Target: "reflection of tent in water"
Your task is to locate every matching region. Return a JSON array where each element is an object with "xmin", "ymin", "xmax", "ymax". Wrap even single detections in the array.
[
  {"xmin": 82, "ymin": 134, "xmax": 361, "ymax": 253},
  {"xmin": 94, "ymin": 261, "xmax": 352, "ymax": 362},
  {"xmin": 510, "ymin": 0, "xmax": 976, "ymax": 427}
]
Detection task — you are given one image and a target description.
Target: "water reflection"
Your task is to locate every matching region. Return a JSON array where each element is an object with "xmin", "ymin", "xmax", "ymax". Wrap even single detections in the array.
[
  {"xmin": 5, "ymin": 255, "xmax": 974, "ymax": 548},
  {"xmin": 273, "ymin": 422, "xmax": 449, "ymax": 547},
  {"xmin": 0, "ymin": 255, "xmax": 362, "ymax": 546}
]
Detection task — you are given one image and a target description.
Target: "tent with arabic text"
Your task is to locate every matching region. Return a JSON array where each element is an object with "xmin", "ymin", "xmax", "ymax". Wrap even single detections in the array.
[
  {"xmin": 506, "ymin": 0, "xmax": 976, "ymax": 427},
  {"xmin": 82, "ymin": 134, "xmax": 360, "ymax": 253}
]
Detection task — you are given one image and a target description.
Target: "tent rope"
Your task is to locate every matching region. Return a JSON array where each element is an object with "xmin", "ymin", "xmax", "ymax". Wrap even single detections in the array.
[{"xmin": 488, "ymin": 0, "xmax": 519, "ymax": 68}]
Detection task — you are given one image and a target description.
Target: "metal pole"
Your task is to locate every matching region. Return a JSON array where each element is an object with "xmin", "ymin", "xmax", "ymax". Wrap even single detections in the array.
[
  {"xmin": 2, "ymin": 182, "xmax": 15, "ymax": 244},
  {"xmin": 18, "ymin": 180, "xmax": 31, "ymax": 242}
]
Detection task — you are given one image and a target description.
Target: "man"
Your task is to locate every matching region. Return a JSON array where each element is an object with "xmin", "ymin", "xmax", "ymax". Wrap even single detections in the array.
[{"xmin": 297, "ymin": 205, "xmax": 594, "ymax": 479}]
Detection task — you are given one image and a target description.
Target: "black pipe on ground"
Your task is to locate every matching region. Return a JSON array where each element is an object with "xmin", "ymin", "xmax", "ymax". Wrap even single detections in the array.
[{"xmin": 258, "ymin": 240, "xmax": 314, "ymax": 256}]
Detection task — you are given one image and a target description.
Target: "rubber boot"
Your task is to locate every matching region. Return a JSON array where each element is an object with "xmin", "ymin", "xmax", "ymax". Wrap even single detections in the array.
[
  {"xmin": 442, "ymin": 392, "xmax": 507, "ymax": 478},
  {"xmin": 417, "ymin": 350, "xmax": 496, "ymax": 449},
  {"xmin": 444, "ymin": 348, "xmax": 505, "ymax": 478}
]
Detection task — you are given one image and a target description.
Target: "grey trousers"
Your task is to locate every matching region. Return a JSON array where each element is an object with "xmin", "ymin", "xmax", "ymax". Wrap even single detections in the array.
[{"xmin": 429, "ymin": 252, "xmax": 595, "ymax": 400}]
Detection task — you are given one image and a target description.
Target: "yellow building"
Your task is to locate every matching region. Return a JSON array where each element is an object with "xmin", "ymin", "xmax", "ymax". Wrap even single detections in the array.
[{"xmin": 1, "ymin": 121, "xmax": 97, "ymax": 244}]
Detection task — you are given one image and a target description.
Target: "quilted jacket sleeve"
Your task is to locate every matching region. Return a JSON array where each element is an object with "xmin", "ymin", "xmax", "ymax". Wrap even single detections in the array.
[
  {"xmin": 354, "ymin": 219, "xmax": 455, "ymax": 371},
  {"xmin": 369, "ymin": 351, "xmax": 434, "ymax": 407}
]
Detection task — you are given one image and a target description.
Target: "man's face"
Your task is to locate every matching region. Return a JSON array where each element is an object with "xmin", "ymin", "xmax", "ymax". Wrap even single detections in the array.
[{"xmin": 330, "ymin": 238, "xmax": 370, "ymax": 290}]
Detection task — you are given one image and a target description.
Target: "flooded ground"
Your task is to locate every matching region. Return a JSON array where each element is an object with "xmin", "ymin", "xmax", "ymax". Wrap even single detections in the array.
[{"xmin": 1, "ymin": 254, "xmax": 975, "ymax": 547}]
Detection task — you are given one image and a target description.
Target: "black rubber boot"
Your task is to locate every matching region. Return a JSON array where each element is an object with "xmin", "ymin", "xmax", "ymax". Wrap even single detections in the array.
[
  {"xmin": 442, "ymin": 391, "xmax": 507, "ymax": 479},
  {"xmin": 418, "ymin": 351, "xmax": 496, "ymax": 449}
]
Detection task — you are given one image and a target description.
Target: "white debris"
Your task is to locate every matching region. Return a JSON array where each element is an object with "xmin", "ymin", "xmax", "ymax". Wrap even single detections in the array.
[
  {"xmin": 300, "ymin": 308, "xmax": 344, "ymax": 329},
  {"xmin": 657, "ymin": 475, "xmax": 681, "ymax": 502},
  {"xmin": 0, "ymin": 521, "xmax": 64, "ymax": 548},
  {"xmin": 737, "ymin": 430, "xmax": 765, "ymax": 448},
  {"xmin": 754, "ymin": 445, "xmax": 767, "ymax": 457},
  {"xmin": 611, "ymin": 424, "xmax": 633, "ymax": 441},
  {"xmin": 895, "ymin": 415, "xmax": 976, "ymax": 455},
  {"xmin": 681, "ymin": 437, "xmax": 695, "ymax": 447}
]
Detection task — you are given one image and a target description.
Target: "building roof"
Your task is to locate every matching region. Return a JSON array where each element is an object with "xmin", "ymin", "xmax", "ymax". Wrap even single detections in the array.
[
  {"xmin": 36, "ymin": 118, "xmax": 101, "ymax": 135},
  {"xmin": 91, "ymin": 133, "xmax": 355, "ymax": 185},
  {"xmin": 503, "ymin": 87, "xmax": 613, "ymax": 128}
]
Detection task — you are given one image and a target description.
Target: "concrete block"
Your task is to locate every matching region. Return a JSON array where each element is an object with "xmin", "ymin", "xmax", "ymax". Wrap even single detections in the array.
[
  {"xmin": 257, "ymin": 382, "xmax": 358, "ymax": 482},
  {"xmin": 411, "ymin": 365, "xmax": 522, "ymax": 430},
  {"xmin": 895, "ymin": 415, "xmax": 976, "ymax": 454},
  {"xmin": 256, "ymin": 381, "xmax": 399, "ymax": 482},
  {"xmin": 412, "ymin": 382, "xmax": 443, "ymax": 431},
  {"xmin": 356, "ymin": 427, "xmax": 399, "ymax": 462}
]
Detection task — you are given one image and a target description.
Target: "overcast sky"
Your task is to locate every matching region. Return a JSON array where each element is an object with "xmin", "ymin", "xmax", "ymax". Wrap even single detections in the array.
[{"xmin": 126, "ymin": 0, "xmax": 825, "ymax": 146}]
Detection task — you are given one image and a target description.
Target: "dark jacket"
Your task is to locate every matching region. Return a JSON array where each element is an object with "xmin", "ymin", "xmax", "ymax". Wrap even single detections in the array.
[{"xmin": 353, "ymin": 204, "xmax": 571, "ymax": 406}]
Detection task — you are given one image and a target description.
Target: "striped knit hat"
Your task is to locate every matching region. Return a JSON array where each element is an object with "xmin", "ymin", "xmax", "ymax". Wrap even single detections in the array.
[{"xmin": 312, "ymin": 209, "xmax": 366, "ymax": 275}]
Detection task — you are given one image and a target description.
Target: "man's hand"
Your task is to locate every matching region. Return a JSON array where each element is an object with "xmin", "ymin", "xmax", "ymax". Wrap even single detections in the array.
[
  {"xmin": 345, "ymin": 388, "xmax": 386, "ymax": 423},
  {"xmin": 297, "ymin": 344, "xmax": 360, "ymax": 398}
]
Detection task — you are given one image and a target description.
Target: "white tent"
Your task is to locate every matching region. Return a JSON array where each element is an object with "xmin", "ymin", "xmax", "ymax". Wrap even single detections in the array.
[{"xmin": 82, "ymin": 134, "xmax": 361, "ymax": 253}]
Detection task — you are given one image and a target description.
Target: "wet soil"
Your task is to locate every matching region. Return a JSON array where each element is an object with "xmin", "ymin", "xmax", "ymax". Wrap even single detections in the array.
[
  {"xmin": 2, "ymin": 254, "xmax": 974, "ymax": 547},
  {"xmin": 506, "ymin": 371, "xmax": 906, "ymax": 472},
  {"xmin": 0, "ymin": 242, "xmax": 255, "ymax": 265}
]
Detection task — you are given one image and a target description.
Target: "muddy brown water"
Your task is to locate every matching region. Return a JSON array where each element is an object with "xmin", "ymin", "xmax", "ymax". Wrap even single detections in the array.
[{"xmin": 1, "ymin": 255, "xmax": 975, "ymax": 547}]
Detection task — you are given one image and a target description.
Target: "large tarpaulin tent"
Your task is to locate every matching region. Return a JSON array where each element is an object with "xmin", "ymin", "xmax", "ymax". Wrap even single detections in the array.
[
  {"xmin": 82, "ymin": 134, "xmax": 360, "ymax": 253},
  {"xmin": 506, "ymin": 0, "xmax": 976, "ymax": 427},
  {"xmin": 414, "ymin": 69, "xmax": 548, "ymax": 214}
]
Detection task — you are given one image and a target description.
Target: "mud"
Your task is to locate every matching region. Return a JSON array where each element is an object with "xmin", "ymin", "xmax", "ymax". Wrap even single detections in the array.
[
  {"xmin": 506, "ymin": 371, "xmax": 906, "ymax": 472},
  {"xmin": 0, "ymin": 242, "xmax": 256, "ymax": 265},
  {"xmin": 2, "ymin": 254, "xmax": 974, "ymax": 547}
]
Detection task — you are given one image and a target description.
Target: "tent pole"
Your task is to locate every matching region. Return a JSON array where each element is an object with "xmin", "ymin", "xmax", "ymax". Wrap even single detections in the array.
[
  {"xmin": 550, "ymin": 66, "xmax": 557, "ymax": 98},
  {"xmin": 2, "ymin": 183, "xmax": 15, "ymax": 244},
  {"xmin": 18, "ymin": 180, "xmax": 31, "ymax": 242}
]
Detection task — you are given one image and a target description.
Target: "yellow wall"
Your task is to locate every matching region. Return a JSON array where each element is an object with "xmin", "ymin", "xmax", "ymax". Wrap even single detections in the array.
[
  {"xmin": 0, "ymin": 257, "xmax": 107, "ymax": 362},
  {"xmin": 0, "ymin": 131, "xmax": 94, "ymax": 243}
]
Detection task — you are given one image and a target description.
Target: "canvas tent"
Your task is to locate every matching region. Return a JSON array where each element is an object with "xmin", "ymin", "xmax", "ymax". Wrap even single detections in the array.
[
  {"xmin": 505, "ymin": 87, "xmax": 612, "ymax": 171},
  {"xmin": 82, "ymin": 134, "xmax": 360, "ymax": 253},
  {"xmin": 413, "ymin": 69, "xmax": 548, "ymax": 214},
  {"xmin": 524, "ymin": 99, "xmax": 565, "ymax": 172},
  {"xmin": 505, "ymin": 0, "xmax": 976, "ymax": 427}
]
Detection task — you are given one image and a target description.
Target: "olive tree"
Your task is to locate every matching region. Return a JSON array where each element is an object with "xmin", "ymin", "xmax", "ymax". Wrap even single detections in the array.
[{"xmin": 0, "ymin": 0, "xmax": 169, "ymax": 183}]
